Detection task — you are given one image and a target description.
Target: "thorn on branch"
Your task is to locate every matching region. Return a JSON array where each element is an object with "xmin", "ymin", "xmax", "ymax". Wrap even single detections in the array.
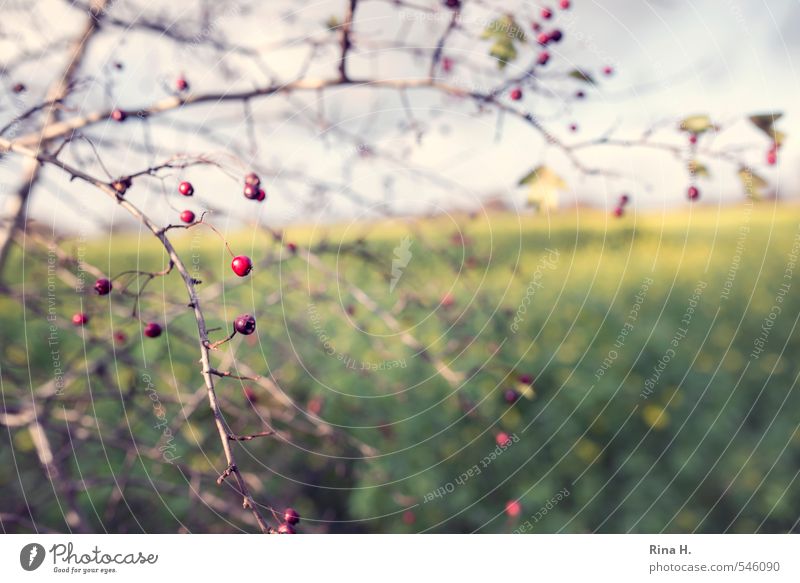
[
  {"xmin": 227, "ymin": 430, "xmax": 275, "ymax": 441},
  {"xmin": 208, "ymin": 368, "xmax": 261, "ymax": 381}
]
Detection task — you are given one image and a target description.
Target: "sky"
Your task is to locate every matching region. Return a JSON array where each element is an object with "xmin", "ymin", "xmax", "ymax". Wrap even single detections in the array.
[{"xmin": 1, "ymin": 0, "xmax": 798, "ymax": 232}]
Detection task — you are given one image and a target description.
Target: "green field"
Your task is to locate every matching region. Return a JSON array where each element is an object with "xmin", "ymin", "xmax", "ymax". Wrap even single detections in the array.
[{"xmin": 2, "ymin": 204, "xmax": 799, "ymax": 533}]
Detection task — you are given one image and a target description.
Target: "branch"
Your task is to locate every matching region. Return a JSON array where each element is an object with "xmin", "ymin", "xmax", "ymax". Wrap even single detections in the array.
[
  {"xmin": 0, "ymin": 0, "xmax": 110, "ymax": 278},
  {"xmin": 0, "ymin": 137, "xmax": 274, "ymax": 533},
  {"xmin": 338, "ymin": 0, "xmax": 358, "ymax": 81}
]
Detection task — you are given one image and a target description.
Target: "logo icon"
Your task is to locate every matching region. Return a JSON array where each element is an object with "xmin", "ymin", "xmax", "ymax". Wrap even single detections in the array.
[
  {"xmin": 20, "ymin": 543, "xmax": 46, "ymax": 571},
  {"xmin": 389, "ymin": 236, "xmax": 413, "ymax": 293}
]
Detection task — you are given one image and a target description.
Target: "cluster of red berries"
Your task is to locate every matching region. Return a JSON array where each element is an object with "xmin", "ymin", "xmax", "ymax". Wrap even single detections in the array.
[
  {"xmin": 275, "ymin": 508, "xmax": 300, "ymax": 534},
  {"xmin": 177, "ymin": 178, "xmax": 259, "ymax": 279},
  {"xmin": 243, "ymin": 172, "xmax": 267, "ymax": 202},
  {"xmin": 613, "ymin": 193, "xmax": 630, "ymax": 217},
  {"xmin": 177, "ymin": 181, "xmax": 197, "ymax": 224},
  {"xmin": 536, "ymin": 28, "xmax": 563, "ymax": 46},
  {"xmin": 529, "ymin": 2, "xmax": 573, "ymax": 68},
  {"xmin": 71, "ymin": 276, "xmax": 162, "ymax": 339}
]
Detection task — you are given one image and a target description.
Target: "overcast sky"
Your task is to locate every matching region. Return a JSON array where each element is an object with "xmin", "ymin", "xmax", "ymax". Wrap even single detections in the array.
[{"xmin": 1, "ymin": 0, "xmax": 798, "ymax": 232}]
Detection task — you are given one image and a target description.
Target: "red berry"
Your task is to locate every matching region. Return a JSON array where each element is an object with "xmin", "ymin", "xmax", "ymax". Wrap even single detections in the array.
[
  {"xmin": 518, "ymin": 374, "xmax": 534, "ymax": 385},
  {"xmin": 441, "ymin": 293, "xmax": 455, "ymax": 308},
  {"xmin": 496, "ymin": 432, "xmax": 511, "ymax": 447},
  {"xmin": 243, "ymin": 184, "xmax": 259, "ymax": 200},
  {"xmin": 276, "ymin": 523, "xmax": 296, "ymax": 534},
  {"xmin": 510, "ymin": 87, "xmax": 523, "ymax": 101},
  {"xmin": 613, "ymin": 206, "xmax": 624, "ymax": 217},
  {"xmin": 531, "ymin": 21, "xmax": 542, "ymax": 32},
  {"xmin": 244, "ymin": 172, "xmax": 261, "ymax": 187},
  {"xmin": 308, "ymin": 396, "xmax": 324, "ymax": 415},
  {"xmin": 231, "ymin": 255, "xmax": 253, "ymax": 277},
  {"xmin": 113, "ymin": 331, "xmax": 127, "ymax": 344},
  {"xmin": 549, "ymin": 29, "xmax": 563, "ymax": 43},
  {"xmin": 256, "ymin": 188, "xmax": 266, "ymax": 202},
  {"xmin": 575, "ymin": 90, "xmax": 585, "ymax": 99},
  {"xmin": 537, "ymin": 32, "xmax": 550, "ymax": 46},
  {"xmin": 505, "ymin": 500, "xmax": 522, "ymax": 517},
  {"xmin": 178, "ymin": 181, "xmax": 194, "ymax": 196},
  {"xmin": 286, "ymin": 242, "xmax": 297, "ymax": 254},
  {"xmin": 444, "ymin": 0, "xmax": 460, "ymax": 8},
  {"xmin": 402, "ymin": 510, "xmax": 416, "ymax": 525},
  {"xmin": 72, "ymin": 312, "xmax": 88, "ymax": 326},
  {"xmin": 689, "ymin": 134, "xmax": 698, "ymax": 145},
  {"xmin": 180, "ymin": 210, "xmax": 195, "ymax": 223},
  {"xmin": 284, "ymin": 508, "xmax": 300, "ymax": 525},
  {"xmin": 688, "ymin": 186, "xmax": 700, "ymax": 200},
  {"xmin": 442, "ymin": 57, "xmax": 454, "ymax": 72},
  {"xmin": 603, "ymin": 65, "xmax": 614, "ymax": 76},
  {"xmin": 541, "ymin": 7, "xmax": 553, "ymax": 19},
  {"xmin": 94, "ymin": 278, "xmax": 112, "ymax": 295},
  {"xmin": 12, "ymin": 82, "xmax": 26, "ymax": 93},
  {"xmin": 619, "ymin": 194, "xmax": 630, "ymax": 205},
  {"xmin": 144, "ymin": 322, "xmax": 162, "ymax": 338},
  {"xmin": 504, "ymin": 389, "xmax": 520, "ymax": 404},
  {"xmin": 244, "ymin": 387, "xmax": 258, "ymax": 403},
  {"xmin": 110, "ymin": 109, "xmax": 127, "ymax": 122},
  {"xmin": 176, "ymin": 76, "xmax": 189, "ymax": 91},
  {"xmin": 233, "ymin": 314, "xmax": 256, "ymax": 335},
  {"xmin": 537, "ymin": 51, "xmax": 550, "ymax": 66},
  {"xmin": 560, "ymin": 0, "xmax": 571, "ymax": 8},
  {"xmin": 569, "ymin": 123, "xmax": 578, "ymax": 132},
  {"xmin": 767, "ymin": 149, "xmax": 777, "ymax": 165}
]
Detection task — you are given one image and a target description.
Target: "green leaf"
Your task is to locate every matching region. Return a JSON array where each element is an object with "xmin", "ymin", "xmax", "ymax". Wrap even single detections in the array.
[
  {"xmin": 680, "ymin": 114, "xmax": 714, "ymax": 134},
  {"xmin": 688, "ymin": 160, "xmax": 710, "ymax": 178},
  {"xmin": 738, "ymin": 166, "xmax": 769, "ymax": 199},
  {"xmin": 483, "ymin": 15, "xmax": 526, "ymax": 42},
  {"xmin": 483, "ymin": 16, "xmax": 524, "ymax": 68},
  {"xmin": 749, "ymin": 113, "xmax": 782, "ymax": 136},
  {"xmin": 325, "ymin": 15, "xmax": 341, "ymax": 30},
  {"xmin": 489, "ymin": 38, "xmax": 517, "ymax": 70},
  {"xmin": 771, "ymin": 130, "xmax": 787, "ymax": 147},
  {"xmin": 518, "ymin": 166, "xmax": 567, "ymax": 210},
  {"xmin": 568, "ymin": 69, "xmax": 596, "ymax": 85}
]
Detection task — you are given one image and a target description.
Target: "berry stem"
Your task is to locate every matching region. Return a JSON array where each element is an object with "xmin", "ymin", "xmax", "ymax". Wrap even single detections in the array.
[{"xmin": 206, "ymin": 330, "xmax": 237, "ymax": 350}]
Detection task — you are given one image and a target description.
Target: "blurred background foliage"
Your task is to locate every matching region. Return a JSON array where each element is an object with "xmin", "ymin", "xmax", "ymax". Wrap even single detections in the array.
[{"xmin": 2, "ymin": 205, "xmax": 799, "ymax": 533}]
